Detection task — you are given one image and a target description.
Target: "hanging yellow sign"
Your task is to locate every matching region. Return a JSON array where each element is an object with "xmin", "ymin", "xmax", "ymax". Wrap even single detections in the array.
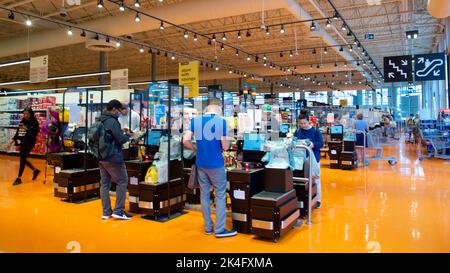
[
  {"xmin": 340, "ymin": 99, "xmax": 348, "ymax": 106},
  {"xmin": 179, "ymin": 61, "xmax": 199, "ymax": 98}
]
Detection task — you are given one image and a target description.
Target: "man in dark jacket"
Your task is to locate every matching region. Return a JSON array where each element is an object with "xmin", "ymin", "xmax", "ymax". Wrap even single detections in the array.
[{"xmin": 99, "ymin": 100, "xmax": 132, "ymax": 220}]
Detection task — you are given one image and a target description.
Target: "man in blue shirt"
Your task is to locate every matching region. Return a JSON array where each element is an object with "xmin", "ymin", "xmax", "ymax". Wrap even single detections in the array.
[
  {"xmin": 294, "ymin": 113, "xmax": 323, "ymax": 208},
  {"xmin": 183, "ymin": 102, "xmax": 237, "ymax": 238}
]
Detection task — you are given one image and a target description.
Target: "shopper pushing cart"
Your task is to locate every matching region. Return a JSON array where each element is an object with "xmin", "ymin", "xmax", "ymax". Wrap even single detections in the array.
[{"xmin": 352, "ymin": 113, "xmax": 369, "ymax": 167}]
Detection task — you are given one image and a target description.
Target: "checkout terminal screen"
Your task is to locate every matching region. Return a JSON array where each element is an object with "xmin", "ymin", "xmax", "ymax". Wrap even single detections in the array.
[
  {"xmin": 331, "ymin": 125, "xmax": 343, "ymax": 135},
  {"xmin": 243, "ymin": 133, "xmax": 265, "ymax": 151},
  {"xmin": 280, "ymin": 124, "xmax": 290, "ymax": 134},
  {"xmin": 147, "ymin": 130, "xmax": 162, "ymax": 146}
]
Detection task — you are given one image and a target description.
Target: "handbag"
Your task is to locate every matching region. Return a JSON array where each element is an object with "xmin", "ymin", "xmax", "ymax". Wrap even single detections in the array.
[{"xmin": 187, "ymin": 164, "xmax": 199, "ymax": 189}]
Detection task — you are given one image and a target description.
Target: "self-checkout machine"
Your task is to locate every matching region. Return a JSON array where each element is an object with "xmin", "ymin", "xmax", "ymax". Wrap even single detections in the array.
[
  {"xmin": 51, "ymin": 88, "xmax": 106, "ymax": 203},
  {"xmin": 135, "ymin": 82, "xmax": 186, "ymax": 222}
]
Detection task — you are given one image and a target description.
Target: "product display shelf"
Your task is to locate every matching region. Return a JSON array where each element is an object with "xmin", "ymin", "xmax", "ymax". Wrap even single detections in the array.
[{"xmin": 0, "ymin": 109, "xmax": 48, "ymax": 113}]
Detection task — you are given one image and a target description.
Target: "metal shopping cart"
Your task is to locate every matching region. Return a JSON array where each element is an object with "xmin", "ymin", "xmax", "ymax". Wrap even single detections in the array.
[
  {"xmin": 365, "ymin": 127, "xmax": 397, "ymax": 165},
  {"xmin": 418, "ymin": 120, "xmax": 450, "ymax": 160},
  {"xmin": 355, "ymin": 130, "xmax": 369, "ymax": 167}
]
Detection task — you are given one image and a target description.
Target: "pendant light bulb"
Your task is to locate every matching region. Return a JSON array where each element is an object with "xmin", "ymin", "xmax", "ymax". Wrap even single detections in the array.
[{"xmin": 135, "ymin": 13, "xmax": 141, "ymax": 22}]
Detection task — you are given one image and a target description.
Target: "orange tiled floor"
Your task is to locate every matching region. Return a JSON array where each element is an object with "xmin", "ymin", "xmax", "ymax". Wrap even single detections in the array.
[{"xmin": 0, "ymin": 142, "xmax": 449, "ymax": 253}]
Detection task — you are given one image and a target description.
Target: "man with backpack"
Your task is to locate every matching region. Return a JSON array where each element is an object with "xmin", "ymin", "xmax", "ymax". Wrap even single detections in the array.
[{"xmin": 89, "ymin": 99, "xmax": 132, "ymax": 220}]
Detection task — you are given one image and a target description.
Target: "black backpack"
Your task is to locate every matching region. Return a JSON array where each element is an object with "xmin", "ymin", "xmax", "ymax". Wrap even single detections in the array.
[{"xmin": 87, "ymin": 118, "xmax": 114, "ymax": 160}]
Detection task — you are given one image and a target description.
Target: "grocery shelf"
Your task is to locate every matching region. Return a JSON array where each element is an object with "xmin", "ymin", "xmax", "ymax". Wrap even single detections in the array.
[
  {"xmin": 0, "ymin": 125, "xmax": 19, "ymax": 128},
  {"xmin": 0, "ymin": 109, "xmax": 48, "ymax": 113}
]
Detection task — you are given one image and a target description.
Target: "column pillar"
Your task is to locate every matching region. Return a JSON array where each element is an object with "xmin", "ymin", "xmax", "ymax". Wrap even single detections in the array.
[
  {"xmin": 390, "ymin": 85, "xmax": 397, "ymax": 109},
  {"xmin": 372, "ymin": 90, "xmax": 377, "ymax": 107},
  {"xmin": 357, "ymin": 90, "xmax": 363, "ymax": 106},
  {"xmin": 151, "ymin": 52, "xmax": 157, "ymax": 82},
  {"xmin": 99, "ymin": 51, "xmax": 107, "ymax": 85},
  {"xmin": 300, "ymin": 91, "xmax": 305, "ymax": 100}
]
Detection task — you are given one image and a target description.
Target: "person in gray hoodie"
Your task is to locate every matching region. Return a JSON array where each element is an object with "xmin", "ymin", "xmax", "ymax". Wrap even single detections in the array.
[{"xmin": 99, "ymin": 99, "xmax": 132, "ymax": 220}]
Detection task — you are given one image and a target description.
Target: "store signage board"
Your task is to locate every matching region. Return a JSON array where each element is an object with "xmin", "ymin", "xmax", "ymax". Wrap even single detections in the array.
[
  {"xmin": 383, "ymin": 55, "xmax": 413, "ymax": 82},
  {"xmin": 179, "ymin": 61, "xmax": 199, "ymax": 98},
  {"xmin": 238, "ymin": 113, "xmax": 252, "ymax": 134},
  {"xmin": 414, "ymin": 53, "xmax": 446, "ymax": 81},
  {"xmin": 130, "ymin": 177, "xmax": 139, "ymax": 185},
  {"xmin": 111, "ymin": 69, "xmax": 128, "ymax": 90},
  {"xmin": 29, "ymin": 55, "xmax": 48, "ymax": 83},
  {"xmin": 233, "ymin": 189, "xmax": 245, "ymax": 200},
  {"xmin": 364, "ymin": 33, "xmax": 375, "ymax": 40},
  {"xmin": 154, "ymin": 105, "xmax": 166, "ymax": 126},
  {"xmin": 262, "ymin": 104, "xmax": 272, "ymax": 113},
  {"xmin": 340, "ymin": 99, "xmax": 348, "ymax": 106}
]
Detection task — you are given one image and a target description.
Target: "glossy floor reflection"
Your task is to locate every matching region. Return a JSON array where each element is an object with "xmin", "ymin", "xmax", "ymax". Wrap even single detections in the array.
[{"xmin": 0, "ymin": 142, "xmax": 449, "ymax": 253}]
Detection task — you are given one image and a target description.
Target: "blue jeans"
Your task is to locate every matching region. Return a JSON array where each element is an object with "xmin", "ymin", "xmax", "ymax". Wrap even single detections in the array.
[
  {"xmin": 99, "ymin": 161, "xmax": 128, "ymax": 216},
  {"xmin": 197, "ymin": 167, "xmax": 227, "ymax": 234}
]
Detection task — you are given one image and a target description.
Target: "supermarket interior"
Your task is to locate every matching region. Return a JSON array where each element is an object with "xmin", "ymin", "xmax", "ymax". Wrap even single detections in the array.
[{"xmin": 0, "ymin": 0, "xmax": 449, "ymax": 254}]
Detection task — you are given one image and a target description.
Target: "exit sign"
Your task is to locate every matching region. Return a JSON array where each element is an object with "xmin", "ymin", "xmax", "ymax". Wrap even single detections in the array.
[{"xmin": 365, "ymin": 33, "xmax": 375, "ymax": 40}]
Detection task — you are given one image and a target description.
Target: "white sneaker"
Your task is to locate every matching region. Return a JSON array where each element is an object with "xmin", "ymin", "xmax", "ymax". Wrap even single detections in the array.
[{"xmin": 102, "ymin": 215, "xmax": 112, "ymax": 220}]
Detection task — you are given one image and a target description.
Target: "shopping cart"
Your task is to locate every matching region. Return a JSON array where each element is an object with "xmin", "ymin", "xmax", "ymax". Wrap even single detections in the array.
[
  {"xmin": 365, "ymin": 127, "xmax": 397, "ymax": 165},
  {"xmin": 418, "ymin": 120, "xmax": 450, "ymax": 160},
  {"xmin": 355, "ymin": 130, "xmax": 369, "ymax": 167}
]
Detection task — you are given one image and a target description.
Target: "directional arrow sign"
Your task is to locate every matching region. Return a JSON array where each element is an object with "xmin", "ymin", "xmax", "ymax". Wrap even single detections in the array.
[
  {"xmin": 414, "ymin": 53, "xmax": 446, "ymax": 81},
  {"xmin": 384, "ymin": 55, "xmax": 413, "ymax": 82}
]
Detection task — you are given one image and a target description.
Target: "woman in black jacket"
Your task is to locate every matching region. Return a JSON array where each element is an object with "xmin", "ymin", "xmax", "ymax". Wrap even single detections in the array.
[{"xmin": 11, "ymin": 107, "xmax": 41, "ymax": 186}]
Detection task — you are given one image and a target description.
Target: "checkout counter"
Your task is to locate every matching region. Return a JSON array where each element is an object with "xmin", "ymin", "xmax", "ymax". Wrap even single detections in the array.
[
  {"xmin": 47, "ymin": 150, "xmax": 101, "ymax": 202},
  {"xmin": 226, "ymin": 132, "xmax": 303, "ymax": 242}
]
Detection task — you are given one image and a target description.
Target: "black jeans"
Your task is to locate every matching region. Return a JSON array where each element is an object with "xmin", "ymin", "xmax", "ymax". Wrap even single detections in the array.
[{"xmin": 18, "ymin": 145, "xmax": 35, "ymax": 178}]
